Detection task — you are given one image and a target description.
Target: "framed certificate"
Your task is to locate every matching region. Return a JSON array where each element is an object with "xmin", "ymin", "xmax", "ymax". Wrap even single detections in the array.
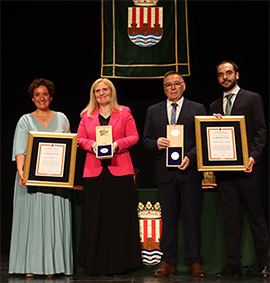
[
  {"xmin": 23, "ymin": 132, "xmax": 78, "ymax": 188},
  {"xmin": 195, "ymin": 116, "xmax": 249, "ymax": 171}
]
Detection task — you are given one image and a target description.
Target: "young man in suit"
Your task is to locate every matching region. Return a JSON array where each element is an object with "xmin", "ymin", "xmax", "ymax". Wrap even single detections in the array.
[
  {"xmin": 142, "ymin": 71, "xmax": 206, "ymax": 277},
  {"xmin": 209, "ymin": 60, "xmax": 269, "ymax": 278}
]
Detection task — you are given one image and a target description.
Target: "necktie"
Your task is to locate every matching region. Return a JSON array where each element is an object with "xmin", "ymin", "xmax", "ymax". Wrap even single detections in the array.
[
  {"xmin": 225, "ymin": 93, "xmax": 234, "ymax": 116},
  {"xmin": 170, "ymin": 103, "xmax": 178, "ymax": 124}
]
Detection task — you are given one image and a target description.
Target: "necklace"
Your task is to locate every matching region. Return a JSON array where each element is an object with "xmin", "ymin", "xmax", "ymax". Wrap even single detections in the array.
[
  {"xmin": 33, "ymin": 110, "xmax": 51, "ymax": 122},
  {"xmin": 38, "ymin": 114, "xmax": 48, "ymax": 121},
  {"xmin": 99, "ymin": 111, "xmax": 110, "ymax": 118}
]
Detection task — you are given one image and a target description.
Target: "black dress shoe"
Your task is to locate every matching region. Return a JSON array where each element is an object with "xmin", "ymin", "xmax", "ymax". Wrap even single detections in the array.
[
  {"xmin": 261, "ymin": 265, "xmax": 270, "ymax": 278},
  {"xmin": 216, "ymin": 265, "xmax": 242, "ymax": 278}
]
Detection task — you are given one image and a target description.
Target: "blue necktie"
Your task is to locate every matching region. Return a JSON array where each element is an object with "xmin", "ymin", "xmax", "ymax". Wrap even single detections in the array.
[
  {"xmin": 170, "ymin": 103, "xmax": 178, "ymax": 124},
  {"xmin": 225, "ymin": 93, "xmax": 234, "ymax": 115}
]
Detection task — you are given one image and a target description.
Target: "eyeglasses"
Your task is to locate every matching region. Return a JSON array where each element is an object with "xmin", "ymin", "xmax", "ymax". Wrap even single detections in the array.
[
  {"xmin": 164, "ymin": 81, "xmax": 184, "ymax": 89},
  {"xmin": 217, "ymin": 70, "xmax": 234, "ymax": 78}
]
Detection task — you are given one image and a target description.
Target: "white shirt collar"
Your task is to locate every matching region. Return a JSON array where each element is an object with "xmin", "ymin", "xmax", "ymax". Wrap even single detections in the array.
[
  {"xmin": 223, "ymin": 85, "xmax": 240, "ymax": 98},
  {"xmin": 167, "ymin": 96, "xmax": 184, "ymax": 107}
]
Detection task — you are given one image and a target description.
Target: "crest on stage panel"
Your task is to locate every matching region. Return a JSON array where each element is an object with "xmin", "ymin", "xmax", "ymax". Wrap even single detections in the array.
[
  {"xmin": 128, "ymin": 0, "xmax": 163, "ymax": 47},
  {"xmin": 138, "ymin": 201, "xmax": 163, "ymax": 265}
]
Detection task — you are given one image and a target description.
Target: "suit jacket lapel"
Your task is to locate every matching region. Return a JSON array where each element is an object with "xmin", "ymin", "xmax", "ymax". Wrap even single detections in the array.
[
  {"xmin": 109, "ymin": 108, "xmax": 120, "ymax": 128},
  {"xmin": 92, "ymin": 107, "xmax": 101, "ymax": 126},
  {"xmin": 231, "ymin": 89, "xmax": 244, "ymax": 114},
  {"xmin": 160, "ymin": 101, "xmax": 169, "ymax": 125},
  {"xmin": 177, "ymin": 98, "xmax": 189, "ymax": 123},
  {"xmin": 215, "ymin": 97, "xmax": 224, "ymax": 115}
]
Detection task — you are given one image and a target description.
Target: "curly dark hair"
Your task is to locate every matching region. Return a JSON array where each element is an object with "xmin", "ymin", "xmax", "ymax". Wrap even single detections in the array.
[{"xmin": 28, "ymin": 78, "xmax": 55, "ymax": 98}]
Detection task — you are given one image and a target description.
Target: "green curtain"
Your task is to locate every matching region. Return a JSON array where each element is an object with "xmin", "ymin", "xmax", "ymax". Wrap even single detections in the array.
[{"xmin": 101, "ymin": 0, "xmax": 190, "ymax": 79}]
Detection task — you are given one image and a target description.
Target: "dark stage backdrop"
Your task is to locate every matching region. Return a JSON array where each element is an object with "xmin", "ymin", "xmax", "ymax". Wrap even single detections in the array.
[{"xmin": 1, "ymin": 1, "xmax": 269, "ymax": 254}]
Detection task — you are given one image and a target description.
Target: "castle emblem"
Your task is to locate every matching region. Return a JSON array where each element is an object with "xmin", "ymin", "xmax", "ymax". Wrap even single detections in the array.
[{"xmin": 128, "ymin": 0, "xmax": 163, "ymax": 47}]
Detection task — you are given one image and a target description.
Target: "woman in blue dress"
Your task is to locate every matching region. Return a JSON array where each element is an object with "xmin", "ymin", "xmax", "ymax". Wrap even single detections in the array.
[{"xmin": 8, "ymin": 78, "xmax": 73, "ymax": 278}]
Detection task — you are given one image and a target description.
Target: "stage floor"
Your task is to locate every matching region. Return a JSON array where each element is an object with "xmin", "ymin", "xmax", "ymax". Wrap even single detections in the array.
[{"xmin": 1, "ymin": 255, "xmax": 269, "ymax": 283}]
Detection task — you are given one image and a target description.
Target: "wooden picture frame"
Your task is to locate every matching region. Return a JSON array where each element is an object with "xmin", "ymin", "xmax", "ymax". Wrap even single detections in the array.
[
  {"xmin": 195, "ymin": 116, "xmax": 249, "ymax": 171},
  {"xmin": 23, "ymin": 131, "xmax": 78, "ymax": 188}
]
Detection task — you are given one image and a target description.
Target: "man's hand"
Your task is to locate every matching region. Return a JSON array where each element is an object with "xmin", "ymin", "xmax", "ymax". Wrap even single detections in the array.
[
  {"xmin": 213, "ymin": 113, "xmax": 223, "ymax": 119},
  {"xmin": 178, "ymin": 156, "xmax": 190, "ymax": 170},
  {"xmin": 245, "ymin": 157, "xmax": 255, "ymax": 173},
  {"xmin": 157, "ymin": 137, "xmax": 170, "ymax": 150}
]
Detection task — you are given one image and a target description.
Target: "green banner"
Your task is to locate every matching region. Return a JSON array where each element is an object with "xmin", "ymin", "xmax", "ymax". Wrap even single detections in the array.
[{"xmin": 101, "ymin": 0, "xmax": 190, "ymax": 79}]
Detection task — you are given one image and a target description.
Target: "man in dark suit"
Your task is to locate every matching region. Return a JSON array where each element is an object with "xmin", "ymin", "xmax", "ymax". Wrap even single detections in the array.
[
  {"xmin": 142, "ymin": 71, "xmax": 206, "ymax": 277},
  {"xmin": 209, "ymin": 60, "xmax": 269, "ymax": 278}
]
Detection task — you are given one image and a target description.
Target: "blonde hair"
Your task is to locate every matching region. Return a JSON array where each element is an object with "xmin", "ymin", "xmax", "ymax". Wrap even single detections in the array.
[{"xmin": 80, "ymin": 78, "xmax": 121, "ymax": 117}]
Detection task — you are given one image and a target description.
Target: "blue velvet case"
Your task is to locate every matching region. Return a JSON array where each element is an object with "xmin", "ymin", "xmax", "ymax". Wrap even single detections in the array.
[
  {"xmin": 166, "ymin": 147, "xmax": 183, "ymax": 166},
  {"xmin": 96, "ymin": 144, "xmax": 113, "ymax": 159}
]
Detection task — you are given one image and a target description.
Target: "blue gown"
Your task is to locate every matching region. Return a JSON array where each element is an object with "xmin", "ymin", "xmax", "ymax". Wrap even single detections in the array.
[{"xmin": 9, "ymin": 112, "xmax": 73, "ymax": 275}]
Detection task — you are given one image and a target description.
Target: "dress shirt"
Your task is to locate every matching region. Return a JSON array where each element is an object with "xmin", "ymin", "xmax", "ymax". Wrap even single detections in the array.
[
  {"xmin": 223, "ymin": 85, "xmax": 240, "ymax": 114},
  {"xmin": 167, "ymin": 97, "xmax": 184, "ymax": 124}
]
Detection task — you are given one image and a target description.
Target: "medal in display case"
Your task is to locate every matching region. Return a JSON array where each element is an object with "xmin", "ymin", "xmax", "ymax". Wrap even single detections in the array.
[
  {"xmin": 96, "ymin": 125, "xmax": 113, "ymax": 159},
  {"xmin": 166, "ymin": 125, "xmax": 184, "ymax": 167}
]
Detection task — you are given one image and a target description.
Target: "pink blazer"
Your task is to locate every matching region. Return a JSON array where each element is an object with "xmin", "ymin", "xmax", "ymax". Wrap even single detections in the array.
[{"xmin": 77, "ymin": 106, "xmax": 139, "ymax": 178}]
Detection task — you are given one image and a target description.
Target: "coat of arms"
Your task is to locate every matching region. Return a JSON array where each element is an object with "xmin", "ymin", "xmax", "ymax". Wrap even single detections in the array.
[
  {"xmin": 138, "ymin": 201, "xmax": 163, "ymax": 265},
  {"xmin": 128, "ymin": 0, "xmax": 163, "ymax": 47}
]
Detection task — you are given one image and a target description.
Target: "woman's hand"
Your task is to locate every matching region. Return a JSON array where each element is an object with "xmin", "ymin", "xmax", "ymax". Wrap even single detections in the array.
[
  {"xmin": 92, "ymin": 142, "xmax": 97, "ymax": 154},
  {"xmin": 18, "ymin": 169, "xmax": 26, "ymax": 187},
  {"xmin": 16, "ymin": 154, "xmax": 26, "ymax": 187},
  {"xmin": 113, "ymin": 142, "xmax": 119, "ymax": 153}
]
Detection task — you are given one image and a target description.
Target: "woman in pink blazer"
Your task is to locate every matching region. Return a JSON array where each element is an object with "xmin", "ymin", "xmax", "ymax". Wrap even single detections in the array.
[{"xmin": 77, "ymin": 78, "xmax": 141, "ymax": 276}]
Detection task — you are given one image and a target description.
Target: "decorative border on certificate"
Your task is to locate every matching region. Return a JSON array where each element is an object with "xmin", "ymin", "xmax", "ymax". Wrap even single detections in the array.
[
  {"xmin": 195, "ymin": 116, "xmax": 249, "ymax": 171},
  {"xmin": 207, "ymin": 127, "xmax": 237, "ymax": 161},
  {"xmin": 23, "ymin": 132, "xmax": 78, "ymax": 188}
]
